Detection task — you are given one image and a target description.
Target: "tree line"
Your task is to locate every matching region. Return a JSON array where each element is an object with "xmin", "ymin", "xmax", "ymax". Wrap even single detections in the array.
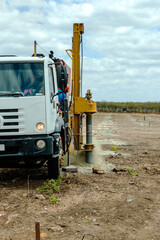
[{"xmin": 96, "ymin": 102, "xmax": 160, "ymax": 113}]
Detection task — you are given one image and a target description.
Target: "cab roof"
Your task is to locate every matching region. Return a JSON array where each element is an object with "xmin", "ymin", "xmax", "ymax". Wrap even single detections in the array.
[{"xmin": 0, "ymin": 56, "xmax": 53, "ymax": 64}]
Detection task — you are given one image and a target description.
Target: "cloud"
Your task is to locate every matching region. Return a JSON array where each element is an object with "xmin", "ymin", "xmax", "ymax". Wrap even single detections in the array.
[{"xmin": 0, "ymin": 0, "xmax": 160, "ymax": 101}]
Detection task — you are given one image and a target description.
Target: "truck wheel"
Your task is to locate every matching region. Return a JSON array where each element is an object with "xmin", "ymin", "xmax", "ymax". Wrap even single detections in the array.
[{"xmin": 48, "ymin": 156, "xmax": 60, "ymax": 179}]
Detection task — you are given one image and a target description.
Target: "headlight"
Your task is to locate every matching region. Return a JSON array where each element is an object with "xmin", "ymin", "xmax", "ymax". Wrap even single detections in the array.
[
  {"xmin": 36, "ymin": 140, "xmax": 46, "ymax": 149},
  {"xmin": 36, "ymin": 122, "xmax": 45, "ymax": 131}
]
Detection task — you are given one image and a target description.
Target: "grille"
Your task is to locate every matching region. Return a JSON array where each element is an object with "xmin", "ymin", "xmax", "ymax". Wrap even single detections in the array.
[{"xmin": 0, "ymin": 109, "xmax": 25, "ymax": 135}]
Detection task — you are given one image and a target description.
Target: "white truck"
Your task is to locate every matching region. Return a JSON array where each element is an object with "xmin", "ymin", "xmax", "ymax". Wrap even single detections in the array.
[{"xmin": 0, "ymin": 54, "xmax": 69, "ymax": 178}]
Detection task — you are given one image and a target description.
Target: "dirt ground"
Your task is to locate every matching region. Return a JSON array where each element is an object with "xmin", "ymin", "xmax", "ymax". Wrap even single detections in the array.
[{"xmin": 0, "ymin": 112, "xmax": 160, "ymax": 240}]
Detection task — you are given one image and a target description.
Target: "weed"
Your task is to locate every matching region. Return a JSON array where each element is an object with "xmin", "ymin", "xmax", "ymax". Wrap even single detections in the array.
[
  {"xmin": 37, "ymin": 176, "xmax": 61, "ymax": 195},
  {"xmin": 50, "ymin": 195, "xmax": 60, "ymax": 204},
  {"xmin": 37, "ymin": 176, "xmax": 62, "ymax": 204},
  {"xmin": 158, "ymin": 154, "xmax": 160, "ymax": 158},
  {"xmin": 105, "ymin": 194, "xmax": 108, "ymax": 197},
  {"xmin": 83, "ymin": 219, "xmax": 88, "ymax": 224},
  {"xmin": 126, "ymin": 168, "xmax": 138, "ymax": 176},
  {"xmin": 112, "ymin": 146, "xmax": 118, "ymax": 151}
]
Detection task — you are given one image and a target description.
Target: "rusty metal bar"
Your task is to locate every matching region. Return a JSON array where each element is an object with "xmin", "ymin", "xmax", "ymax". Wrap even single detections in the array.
[
  {"xmin": 34, "ymin": 41, "xmax": 37, "ymax": 57},
  {"xmin": 35, "ymin": 222, "xmax": 40, "ymax": 240}
]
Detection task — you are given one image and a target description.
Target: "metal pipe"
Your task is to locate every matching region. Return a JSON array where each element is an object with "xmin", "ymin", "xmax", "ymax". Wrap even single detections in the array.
[
  {"xmin": 67, "ymin": 152, "xmax": 70, "ymax": 166},
  {"xmin": 86, "ymin": 114, "xmax": 92, "ymax": 164}
]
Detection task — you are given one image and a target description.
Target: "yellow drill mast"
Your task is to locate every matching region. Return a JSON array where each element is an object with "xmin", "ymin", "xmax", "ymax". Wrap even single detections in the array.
[
  {"xmin": 72, "ymin": 23, "xmax": 84, "ymax": 150},
  {"xmin": 66, "ymin": 23, "xmax": 97, "ymax": 163}
]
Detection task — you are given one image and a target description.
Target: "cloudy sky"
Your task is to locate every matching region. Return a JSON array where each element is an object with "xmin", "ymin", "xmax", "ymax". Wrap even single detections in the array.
[{"xmin": 0, "ymin": 0, "xmax": 160, "ymax": 102}]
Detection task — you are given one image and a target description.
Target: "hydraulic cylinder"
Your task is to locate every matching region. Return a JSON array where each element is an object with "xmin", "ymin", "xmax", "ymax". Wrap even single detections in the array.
[{"xmin": 86, "ymin": 114, "xmax": 92, "ymax": 164}]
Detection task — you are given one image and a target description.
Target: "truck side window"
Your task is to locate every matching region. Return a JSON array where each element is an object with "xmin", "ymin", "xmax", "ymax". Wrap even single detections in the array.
[{"xmin": 48, "ymin": 67, "xmax": 55, "ymax": 95}]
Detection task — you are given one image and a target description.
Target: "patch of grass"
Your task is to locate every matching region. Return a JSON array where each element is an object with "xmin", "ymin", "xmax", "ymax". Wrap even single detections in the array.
[
  {"xmin": 37, "ymin": 176, "xmax": 62, "ymax": 204},
  {"xmin": 126, "ymin": 168, "xmax": 138, "ymax": 177},
  {"xmin": 50, "ymin": 195, "xmax": 60, "ymax": 204},
  {"xmin": 36, "ymin": 176, "xmax": 61, "ymax": 195},
  {"xmin": 158, "ymin": 154, "xmax": 160, "ymax": 158}
]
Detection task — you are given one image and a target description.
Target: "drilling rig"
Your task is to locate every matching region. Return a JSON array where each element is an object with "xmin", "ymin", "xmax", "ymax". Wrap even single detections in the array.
[{"xmin": 66, "ymin": 23, "xmax": 97, "ymax": 164}]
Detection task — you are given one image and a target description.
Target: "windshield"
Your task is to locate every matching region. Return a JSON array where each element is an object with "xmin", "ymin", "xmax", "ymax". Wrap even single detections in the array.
[{"xmin": 0, "ymin": 62, "xmax": 44, "ymax": 97}]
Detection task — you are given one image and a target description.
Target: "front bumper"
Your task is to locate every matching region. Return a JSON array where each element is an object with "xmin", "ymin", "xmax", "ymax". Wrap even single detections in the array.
[{"xmin": 0, "ymin": 134, "xmax": 60, "ymax": 159}]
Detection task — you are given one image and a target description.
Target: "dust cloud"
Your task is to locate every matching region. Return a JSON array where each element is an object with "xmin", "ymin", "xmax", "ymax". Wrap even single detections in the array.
[{"xmin": 64, "ymin": 140, "xmax": 115, "ymax": 173}]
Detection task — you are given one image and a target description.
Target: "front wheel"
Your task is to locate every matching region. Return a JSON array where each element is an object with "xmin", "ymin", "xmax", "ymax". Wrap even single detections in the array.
[{"xmin": 48, "ymin": 156, "xmax": 60, "ymax": 179}]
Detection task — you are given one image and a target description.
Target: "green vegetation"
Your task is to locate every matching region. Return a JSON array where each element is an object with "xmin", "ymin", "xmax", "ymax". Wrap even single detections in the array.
[
  {"xmin": 37, "ymin": 176, "xmax": 61, "ymax": 194},
  {"xmin": 37, "ymin": 176, "xmax": 61, "ymax": 204},
  {"xmin": 96, "ymin": 101, "xmax": 160, "ymax": 113},
  {"xmin": 112, "ymin": 145, "xmax": 118, "ymax": 151},
  {"xmin": 83, "ymin": 219, "xmax": 89, "ymax": 224},
  {"xmin": 126, "ymin": 168, "xmax": 138, "ymax": 176},
  {"xmin": 50, "ymin": 195, "xmax": 60, "ymax": 204}
]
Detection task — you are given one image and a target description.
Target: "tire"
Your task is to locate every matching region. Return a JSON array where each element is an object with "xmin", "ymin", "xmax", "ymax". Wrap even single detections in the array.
[{"xmin": 48, "ymin": 156, "xmax": 60, "ymax": 179}]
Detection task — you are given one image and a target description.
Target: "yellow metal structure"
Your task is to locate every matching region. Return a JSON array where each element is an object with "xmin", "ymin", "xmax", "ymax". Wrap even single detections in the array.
[
  {"xmin": 70, "ymin": 23, "xmax": 97, "ymax": 151},
  {"xmin": 34, "ymin": 41, "xmax": 37, "ymax": 57},
  {"xmin": 72, "ymin": 23, "xmax": 83, "ymax": 150},
  {"xmin": 74, "ymin": 97, "xmax": 96, "ymax": 114}
]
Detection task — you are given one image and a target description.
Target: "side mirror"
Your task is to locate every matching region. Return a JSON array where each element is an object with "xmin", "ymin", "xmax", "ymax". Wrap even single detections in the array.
[{"xmin": 56, "ymin": 65, "xmax": 68, "ymax": 91}]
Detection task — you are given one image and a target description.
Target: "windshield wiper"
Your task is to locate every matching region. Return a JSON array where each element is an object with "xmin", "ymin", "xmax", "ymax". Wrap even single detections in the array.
[{"xmin": 0, "ymin": 92, "xmax": 24, "ymax": 97}]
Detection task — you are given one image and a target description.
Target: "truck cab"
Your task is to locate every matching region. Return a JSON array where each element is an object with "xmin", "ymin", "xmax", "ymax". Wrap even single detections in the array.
[{"xmin": 0, "ymin": 55, "xmax": 68, "ymax": 178}]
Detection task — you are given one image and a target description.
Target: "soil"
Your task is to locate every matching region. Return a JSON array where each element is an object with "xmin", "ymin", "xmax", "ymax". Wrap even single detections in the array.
[{"xmin": 0, "ymin": 112, "xmax": 160, "ymax": 240}]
